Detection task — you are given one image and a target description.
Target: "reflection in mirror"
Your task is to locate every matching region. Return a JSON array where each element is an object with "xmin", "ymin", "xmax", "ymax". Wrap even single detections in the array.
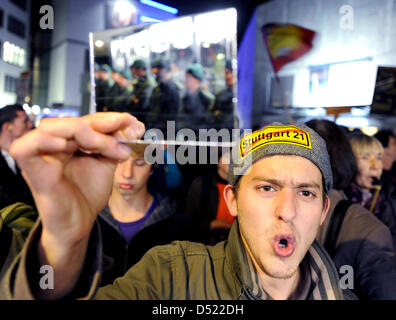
[{"xmin": 90, "ymin": 8, "xmax": 238, "ymax": 137}]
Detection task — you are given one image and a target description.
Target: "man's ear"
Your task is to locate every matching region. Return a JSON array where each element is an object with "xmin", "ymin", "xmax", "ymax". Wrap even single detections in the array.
[
  {"xmin": 224, "ymin": 184, "xmax": 238, "ymax": 218},
  {"xmin": 320, "ymin": 195, "xmax": 331, "ymax": 226},
  {"xmin": 1, "ymin": 122, "xmax": 11, "ymax": 134}
]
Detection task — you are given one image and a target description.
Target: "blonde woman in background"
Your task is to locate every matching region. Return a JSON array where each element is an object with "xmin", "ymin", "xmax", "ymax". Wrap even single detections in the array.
[{"xmin": 345, "ymin": 133, "xmax": 396, "ymax": 261}]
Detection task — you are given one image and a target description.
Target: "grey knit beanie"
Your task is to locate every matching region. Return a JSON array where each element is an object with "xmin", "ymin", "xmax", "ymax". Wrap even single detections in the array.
[{"xmin": 228, "ymin": 123, "xmax": 333, "ymax": 194}]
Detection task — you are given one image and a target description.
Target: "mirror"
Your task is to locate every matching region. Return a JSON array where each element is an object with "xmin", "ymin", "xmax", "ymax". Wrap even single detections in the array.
[{"xmin": 90, "ymin": 8, "xmax": 238, "ymax": 138}]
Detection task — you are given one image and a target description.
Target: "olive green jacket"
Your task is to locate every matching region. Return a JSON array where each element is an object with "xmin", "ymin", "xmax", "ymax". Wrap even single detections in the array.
[
  {"xmin": 7, "ymin": 218, "xmax": 345, "ymax": 300},
  {"xmin": 0, "ymin": 202, "xmax": 37, "ymax": 299}
]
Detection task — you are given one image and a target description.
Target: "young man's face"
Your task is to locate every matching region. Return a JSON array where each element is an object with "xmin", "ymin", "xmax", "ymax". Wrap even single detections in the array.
[
  {"xmin": 355, "ymin": 143, "xmax": 383, "ymax": 191},
  {"xmin": 130, "ymin": 67, "xmax": 140, "ymax": 78},
  {"xmin": 11, "ymin": 111, "xmax": 32, "ymax": 139},
  {"xmin": 131, "ymin": 67, "xmax": 145, "ymax": 78},
  {"xmin": 225, "ymin": 69, "xmax": 234, "ymax": 87},
  {"xmin": 184, "ymin": 73, "xmax": 200, "ymax": 94},
  {"xmin": 98, "ymin": 71, "xmax": 108, "ymax": 81},
  {"xmin": 225, "ymin": 155, "xmax": 329, "ymax": 281},
  {"xmin": 152, "ymin": 67, "xmax": 167, "ymax": 83},
  {"xmin": 113, "ymin": 152, "xmax": 152, "ymax": 199}
]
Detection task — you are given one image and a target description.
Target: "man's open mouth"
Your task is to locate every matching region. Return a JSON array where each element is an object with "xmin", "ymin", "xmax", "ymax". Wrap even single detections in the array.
[{"xmin": 272, "ymin": 234, "xmax": 295, "ymax": 258}]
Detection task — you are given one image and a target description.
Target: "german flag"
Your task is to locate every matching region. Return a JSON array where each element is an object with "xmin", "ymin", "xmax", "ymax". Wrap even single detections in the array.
[{"xmin": 261, "ymin": 23, "xmax": 316, "ymax": 73}]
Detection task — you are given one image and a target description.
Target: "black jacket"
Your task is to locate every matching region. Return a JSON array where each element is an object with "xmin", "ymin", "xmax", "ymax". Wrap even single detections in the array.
[
  {"xmin": 185, "ymin": 171, "xmax": 232, "ymax": 244},
  {"xmin": 345, "ymin": 175, "xmax": 396, "ymax": 266},
  {"xmin": 147, "ymin": 79, "xmax": 180, "ymax": 130},
  {"xmin": 97, "ymin": 192, "xmax": 196, "ymax": 286},
  {"xmin": 0, "ymin": 152, "xmax": 35, "ymax": 210},
  {"xmin": 375, "ymin": 174, "xmax": 396, "ymax": 263},
  {"xmin": 185, "ymin": 172, "xmax": 218, "ymax": 231},
  {"xmin": 317, "ymin": 190, "xmax": 396, "ymax": 299}
]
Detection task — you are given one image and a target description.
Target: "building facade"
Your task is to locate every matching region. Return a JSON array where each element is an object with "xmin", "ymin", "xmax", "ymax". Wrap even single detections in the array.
[
  {"xmin": 0, "ymin": 0, "xmax": 31, "ymax": 108},
  {"xmin": 32, "ymin": 0, "xmax": 177, "ymax": 116}
]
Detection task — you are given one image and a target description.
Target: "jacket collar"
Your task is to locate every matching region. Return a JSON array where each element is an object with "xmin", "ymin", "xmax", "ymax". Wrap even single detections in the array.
[
  {"xmin": 225, "ymin": 219, "xmax": 344, "ymax": 300},
  {"xmin": 98, "ymin": 192, "xmax": 177, "ymax": 235}
]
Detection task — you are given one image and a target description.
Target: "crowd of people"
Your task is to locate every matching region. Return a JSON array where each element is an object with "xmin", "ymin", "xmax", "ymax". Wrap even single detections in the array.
[
  {"xmin": 94, "ymin": 58, "xmax": 235, "ymax": 132},
  {"xmin": 0, "ymin": 104, "xmax": 395, "ymax": 300}
]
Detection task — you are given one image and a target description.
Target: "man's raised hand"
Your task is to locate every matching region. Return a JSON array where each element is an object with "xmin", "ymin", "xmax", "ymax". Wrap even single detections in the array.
[{"xmin": 10, "ymin": 112, "xmax": 144, "ymax": 298}]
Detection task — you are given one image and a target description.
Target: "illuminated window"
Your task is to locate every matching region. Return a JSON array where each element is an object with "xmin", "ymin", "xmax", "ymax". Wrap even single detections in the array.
[
  {"xmin": 3, "ymin": 41, "xmax": 25, "ymax": 67},
  {"xmin": 294, "ymin": 58, "xmax": 376, "ymax": 108}
]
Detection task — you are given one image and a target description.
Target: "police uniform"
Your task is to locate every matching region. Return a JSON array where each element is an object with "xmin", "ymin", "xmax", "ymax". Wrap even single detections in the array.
[
  {"xmin": 181, "ymin": 88, "xmax": 214, "ymax": 130},
  {"xmin": 95, "ymin": 64, "xmax": 111, "ymax": 112},
  {"xmin": 105, "ymin": 69, "xmax": 132, "ymax": 113},
  {"xmin": 207, "ymin": 59, "xmax": 234, "ymax": 130},
  {"xmin": 126, "ymin": 59, "xmax": 155, "ymax": 122},
  {"xmin": 128, "ymin": 75, "xmax": 156, "ymax": 121},
  {"xmin": 147, "ymin": 59, "xmax": 181, "ymax": 130},
  {"xmin": 208, "ymin": 85, "xmax": 234, "ymax": 130},
  {"xmin": 179, "ymin": 63, "xmax": 214, "ymax": 131},
  {"xmin": 148, "ymin": 79, "xmax": 181, "ymax": 130}
]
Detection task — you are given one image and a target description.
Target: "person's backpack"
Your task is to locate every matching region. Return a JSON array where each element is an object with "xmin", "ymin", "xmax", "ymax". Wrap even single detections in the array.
[{"xmin": 323, "ymin": 200, "xmax": 353, "ymax": 258}]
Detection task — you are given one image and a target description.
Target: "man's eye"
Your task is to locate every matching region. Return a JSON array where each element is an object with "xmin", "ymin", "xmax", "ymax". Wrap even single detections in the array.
[
  {"xmin": 300, "ymin": 190, "xmax": 314, "ymax": 197},
  {"xmin": 258, "ymin": 185, "xmax": 273, "ymax": 192}
]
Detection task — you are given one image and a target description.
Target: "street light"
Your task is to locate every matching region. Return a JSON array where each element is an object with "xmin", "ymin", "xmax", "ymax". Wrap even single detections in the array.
[{"xmin": 95, "ymin": 40, "xmax": 104, "ymax": 48}]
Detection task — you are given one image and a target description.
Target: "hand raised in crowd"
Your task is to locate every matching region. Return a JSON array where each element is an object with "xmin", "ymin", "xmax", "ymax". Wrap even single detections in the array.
[{"xmin": 10, "ymin": 112, "xmax": 145, "ymax": 298}]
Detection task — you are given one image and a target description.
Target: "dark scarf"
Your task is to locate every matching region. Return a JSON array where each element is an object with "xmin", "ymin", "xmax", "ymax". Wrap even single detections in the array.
[{"xmin": 344, "ymin": 183, "xmax": 383, "ymax": 215}]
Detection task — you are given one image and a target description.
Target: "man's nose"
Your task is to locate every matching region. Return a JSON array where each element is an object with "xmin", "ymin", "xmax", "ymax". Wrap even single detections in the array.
[
  {"xmin": 369, "ymin": 157, "xmax": 381, "ymax": 170},
  {"xmin": 121, "ymin": 159, "xmax": 134, "ymax": 178},
  {"xmin": 274, "ymin": 189, "xmax": 297, "ymax": 223}
]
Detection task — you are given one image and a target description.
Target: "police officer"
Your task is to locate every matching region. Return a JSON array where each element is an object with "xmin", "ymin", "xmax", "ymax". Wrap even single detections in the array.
[
  {"xmin": 112, "ymin": 69, "xmax": 133, "ymax": 113},
  {"xmin": 105, "ymin": 67, "xmax": 131, "ymax": 112},
  {"xmin": 147, "ymin": 58, "xmax": 181, "ymax": 130},
  {"xmin": 95, "ymin": 64, "xmax": 112, "ymax": 112},
  {"xmin": 128, "ymin": 59, "xmax": 156, "ymax": 123},
  {"xmin": 208, "ymin": 59, "xmax": 235, "ymax": 130},
  {"xmin": 180, "ymin": 63, "xmax": 214, "ymax": 131}
]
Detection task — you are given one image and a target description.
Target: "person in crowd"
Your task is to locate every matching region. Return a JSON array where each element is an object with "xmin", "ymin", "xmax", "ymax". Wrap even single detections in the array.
[
  {"xmin": 128, "ymin": 59, "xmax": 156, "ymax": 123},
  {"xmin": 146, "ymin": 145, "xmax": 184, "ymax": 209},
  {"xmin": 147, "ymin": 58, "xmax": 181, "ymax": 130},
  {"xmin": 103, "ymin": 67, "xmax": 131, "ymax": 112},
  {"xmin": 111, "ymin": 69, "xmax": 133, "ymax": 113},
  {"xmin": 179, "ymin": 63, "xmax": 214, "ymax": 131},
  {"xmin": 0, "ymin": 105, "xmax": 35, "ymax": 210},
  {"xmin": 344, "ymin": 133, "xmax": 396, "ymax": 262},
  {"xmin": 375, "ymin": 129, "xmax": 396, "ymax": 183},
  {"xmin": 208, "ymin": 59, "xmax": 235, "ymax": 130},
  {"xmin": 95, "ymin": 64, "xmax": 112, "ymax": 112},
  {"xmin": 185, "ymin": 150, "xmax": 234, "ymax": 245},
  {"xmin": 306, "ymin": 119, "xmax": 396, "ymax": 299},
  {"xmin": 97, "ymin": 143, "xmax": 195, "ymax": 286},
  {"xmin": 4, "ymin": 115, "xmax": 348, "ymax": 300}
]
